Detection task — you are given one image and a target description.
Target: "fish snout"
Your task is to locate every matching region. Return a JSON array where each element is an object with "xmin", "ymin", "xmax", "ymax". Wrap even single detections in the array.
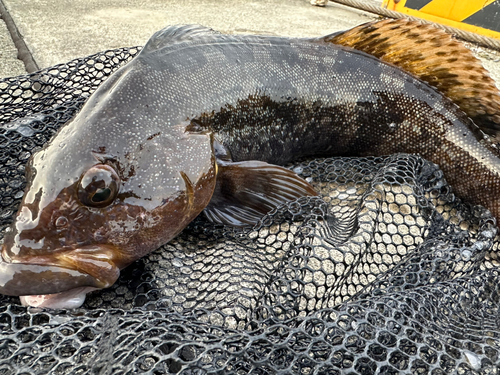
[{"xmin": 0, "ymin": 242, "xmax": 122, "ymax": 297}]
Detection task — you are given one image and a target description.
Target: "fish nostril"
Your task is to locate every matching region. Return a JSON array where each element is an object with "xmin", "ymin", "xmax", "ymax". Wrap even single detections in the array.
[{"xmin": 55, "ymin": 216, "xmax": 69, "ymax": 228}]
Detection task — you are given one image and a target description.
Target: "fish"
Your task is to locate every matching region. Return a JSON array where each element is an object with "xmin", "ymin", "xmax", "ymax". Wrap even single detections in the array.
[{"xmin": 1, "ymin": 19, "xmax": 500, "ymax": 309}]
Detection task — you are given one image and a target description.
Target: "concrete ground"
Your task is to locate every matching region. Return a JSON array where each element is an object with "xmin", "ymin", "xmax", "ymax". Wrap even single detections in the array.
[{"xmin": 0, "ymin": 7, "xmax": 24, "ymax": 77}]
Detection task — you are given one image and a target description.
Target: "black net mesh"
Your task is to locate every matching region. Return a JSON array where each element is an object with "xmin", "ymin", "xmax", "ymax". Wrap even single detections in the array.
[{"xmin": 1, "ymin": 47, "xmax": 500, "ymax": 375}]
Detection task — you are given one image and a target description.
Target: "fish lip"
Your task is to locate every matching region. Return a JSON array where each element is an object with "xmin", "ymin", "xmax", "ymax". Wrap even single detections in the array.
[
  {"xmin": 20, "ymin": 286, "xmax": 98, "ymax": 309},
  {"xmin": 0, "ymin": 244, "xmax": 122, "ymax": 296},
  {"xmin": 0, "ymin": 257, "xmax": 104, "ymax": 296}
]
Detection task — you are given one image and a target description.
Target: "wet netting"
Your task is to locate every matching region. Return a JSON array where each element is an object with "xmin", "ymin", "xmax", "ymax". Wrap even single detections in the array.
[{"xmin": 1, "ymin": 47, "xmax": 500, "ymax": 375}]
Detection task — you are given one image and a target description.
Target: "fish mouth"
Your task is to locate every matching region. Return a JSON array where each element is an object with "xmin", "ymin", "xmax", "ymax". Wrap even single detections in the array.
[{"xmin": 0, "ymin": 244, "xmax": 122, "ymax": 297}]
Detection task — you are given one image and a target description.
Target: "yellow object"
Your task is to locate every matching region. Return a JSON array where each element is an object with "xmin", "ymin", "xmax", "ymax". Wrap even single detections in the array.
[{"xmin": 382, "ymin": 0, "xmax": 500, "ymax": 40}]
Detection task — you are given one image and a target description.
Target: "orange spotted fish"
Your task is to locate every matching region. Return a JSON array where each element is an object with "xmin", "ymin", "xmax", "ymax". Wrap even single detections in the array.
[{"xmin": 2, "ymin": 19, "xmax": 500, "ymax": 308}]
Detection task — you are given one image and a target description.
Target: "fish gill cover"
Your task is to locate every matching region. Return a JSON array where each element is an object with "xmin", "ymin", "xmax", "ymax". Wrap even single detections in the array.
[{"xmin": 0, "ymin": 46, "xmax": 500, "ymax": 375}]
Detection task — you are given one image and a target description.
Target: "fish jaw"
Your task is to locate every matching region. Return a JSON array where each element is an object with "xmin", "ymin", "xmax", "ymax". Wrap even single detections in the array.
[{"xmin": 0, "ymin": 243, "xmax": 122, "ymax": 297}]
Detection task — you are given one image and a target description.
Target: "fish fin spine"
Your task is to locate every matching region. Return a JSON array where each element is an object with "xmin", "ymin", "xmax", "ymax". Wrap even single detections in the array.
[{"xmin": 142, "ymin": 25, "xmax": 221, "ymax": 54}]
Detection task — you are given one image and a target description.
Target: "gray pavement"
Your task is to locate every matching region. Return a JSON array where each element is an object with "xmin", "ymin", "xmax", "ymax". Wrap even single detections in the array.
[{"xmin": 0, "ymin": 16, "xmax": 24, "ymax": 77}]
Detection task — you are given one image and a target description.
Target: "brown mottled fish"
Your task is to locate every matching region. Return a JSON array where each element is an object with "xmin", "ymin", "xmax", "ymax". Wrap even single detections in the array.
[{"xmin": 2, "ymin": 19, "xmax": 500, "ymax": 308}]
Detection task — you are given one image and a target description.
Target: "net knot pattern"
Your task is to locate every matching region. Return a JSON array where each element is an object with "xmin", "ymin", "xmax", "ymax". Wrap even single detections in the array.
[{"xmin": 1, "ymin": 47, "xmax": 500, "ymax": 375}]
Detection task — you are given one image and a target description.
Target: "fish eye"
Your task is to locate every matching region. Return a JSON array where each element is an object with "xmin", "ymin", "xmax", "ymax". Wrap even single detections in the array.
[{"xmin": 78, "ymin": 164, "xmax": 120, "ymax": 208}]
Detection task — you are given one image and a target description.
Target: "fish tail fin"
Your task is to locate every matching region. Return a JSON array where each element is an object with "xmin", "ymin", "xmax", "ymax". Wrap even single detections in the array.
[{"xmin": 322, "ymin": 18, "xmax": 500, "ymax": 138}]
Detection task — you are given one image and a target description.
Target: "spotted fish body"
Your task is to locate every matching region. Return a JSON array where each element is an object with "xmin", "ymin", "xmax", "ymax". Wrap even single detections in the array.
[{"xmin": 1, "ymin": 20, "xmax": 500, "ymax": 308}]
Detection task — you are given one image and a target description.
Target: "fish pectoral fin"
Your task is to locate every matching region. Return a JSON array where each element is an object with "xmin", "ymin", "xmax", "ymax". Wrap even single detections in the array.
[
  {"xmin": 204, "ymin": 160, "xmax": 317, "ymax": 227},
  {"xmin": 318, "ymin": 18, "xmax": 500, "ymax": 139}
]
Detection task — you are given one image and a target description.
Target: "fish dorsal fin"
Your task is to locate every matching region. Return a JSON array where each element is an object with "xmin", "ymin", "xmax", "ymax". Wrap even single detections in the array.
[
  {"xmin": 143, "ymin": 25, "xmax": 221, "ymax": 53},
  {"xmin": 322, "ymin": 18, "xmax": 500, "ymax": 137},
  {"xmin": 204, "ymin": 160, "xmax": 317, "ymax": 227}
]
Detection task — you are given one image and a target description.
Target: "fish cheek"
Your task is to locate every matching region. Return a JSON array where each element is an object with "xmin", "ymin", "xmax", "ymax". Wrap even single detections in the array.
[
  {"xmin": 3, "ymin": 183, "xmax": 110, "ymax": 262},
  {"xmin": 115, "ymin": 162, "xmax": 218, "ymax": 263}
]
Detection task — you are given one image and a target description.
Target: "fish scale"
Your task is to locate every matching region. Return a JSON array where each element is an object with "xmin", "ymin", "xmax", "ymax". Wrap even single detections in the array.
[{"xmin": 1, "ymin": 20, "xmax": 500, "ymax": 309}]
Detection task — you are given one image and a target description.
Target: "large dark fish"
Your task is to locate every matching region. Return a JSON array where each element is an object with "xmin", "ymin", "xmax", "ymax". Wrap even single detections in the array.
[{"xmin": 2, "ymin": 19, "xmax": 500, "ymax": 308}]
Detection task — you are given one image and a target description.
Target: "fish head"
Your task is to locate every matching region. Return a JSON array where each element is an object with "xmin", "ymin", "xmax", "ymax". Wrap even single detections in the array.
[{"xmin": 0, "ymin": 102, "xmax": 217, "ymax": 306}]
